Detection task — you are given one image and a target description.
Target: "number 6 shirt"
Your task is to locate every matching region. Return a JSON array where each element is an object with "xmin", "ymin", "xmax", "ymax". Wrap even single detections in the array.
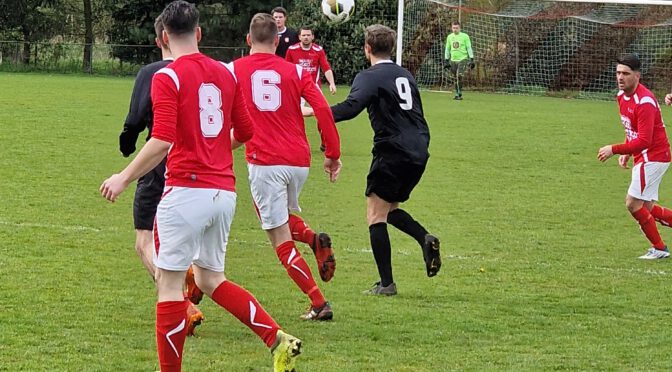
[
  {"xmin": 232, "ymin": 52, "xmax": 340, "ymax": 167},
  {"xmin": 151, "ymin": 52, "xmax": 254, "ymax": 191}
]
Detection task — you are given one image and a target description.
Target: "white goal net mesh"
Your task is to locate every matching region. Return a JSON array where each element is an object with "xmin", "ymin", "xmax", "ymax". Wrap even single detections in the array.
[{"xmin": 402, "ymin": 0, "xmax": 672, "ymax": 98}]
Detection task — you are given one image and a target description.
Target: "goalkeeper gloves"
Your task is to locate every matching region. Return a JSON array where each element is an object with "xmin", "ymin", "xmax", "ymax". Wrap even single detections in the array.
[
  {"xmin": 119, "ymin": 127, "xmax": 139, "ymax": 157},
  {"xmin": 469, "ymin": 59, "xmax": 475, "ymax": 70}
]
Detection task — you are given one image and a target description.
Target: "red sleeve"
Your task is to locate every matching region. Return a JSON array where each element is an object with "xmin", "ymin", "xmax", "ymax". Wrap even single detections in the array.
[
  {"xmin": 301, "ymin": 70, "xmax": 340, "ymax": 160},
  {"xmin": 319, "ymin": 49, "xmax": 331, "ymax": 73},
  {"xmin": 231, "ymin": 81, "xmax": 254, "ymax": 143},
  {"xmin": 612, "ymin": 103, "xmax": 655, "ymax": 155},
  {"xmin": 285, "ymin": 48, "xmax": 295, "ymax": 63},
  {"xmin": 150, "ymin": 72, "xmax": 178, "ymax": 143}
]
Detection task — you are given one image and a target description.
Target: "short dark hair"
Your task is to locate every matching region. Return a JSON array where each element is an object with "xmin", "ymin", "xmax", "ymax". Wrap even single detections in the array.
[
  {"xmin": 161, "ymin": 1, "xmax": 199, "ymax": 36},
  {"xmin": 299, "ymin": 25, "xmax": 313, "ymax": 34},
  {"xmin": 154, "ymin": 14, "xmax": 166, "ymax": 48},
  {"xmin": 452, "ymin": 21, "xmax": 460, "ymax": 26},
  {"xmin": 250, "ymin": 13, "xmax": 278, "ymax": 45},
  {"xmin": 272, "ymin": 6, "xmax": 287, "ymax": 16},
  {"xmin": 365, "ymin": 24, "xmax": 396, "ymax": 58},
  {"xmin": 617, "ymin": 53, "xmax": 641, "ymax": 72}
]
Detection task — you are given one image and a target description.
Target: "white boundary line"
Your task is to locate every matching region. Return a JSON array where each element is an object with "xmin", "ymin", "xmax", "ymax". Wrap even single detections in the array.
[{"xmin": 0, "ymin": 219, "xmax": 107, "ymax": 233}]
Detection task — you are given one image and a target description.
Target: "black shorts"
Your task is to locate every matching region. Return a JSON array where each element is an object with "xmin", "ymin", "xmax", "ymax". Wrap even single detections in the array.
[
  {"xmin": 365, "ymin": 154, "xmax": 428, "ymax": 203},
  {"xmin": 133, "ymin": 158, "xmax": 166, "ymax": 230}
]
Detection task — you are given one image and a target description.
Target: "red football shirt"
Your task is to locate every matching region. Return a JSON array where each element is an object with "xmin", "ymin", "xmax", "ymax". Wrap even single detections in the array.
[
  {"xmin": 613, "ymin": 83, "xmax": 670, "ymax": 164},
  {"xmin": 151, "ymin": 53, "xmax": 254, "ymax": 191},
  {"xmin": 285, "ymin": 43, "xmax": 332, "ymax": 85},
  {"xmin": 232, "ymin": 53, "xmax": 340, "ymax": 167}
]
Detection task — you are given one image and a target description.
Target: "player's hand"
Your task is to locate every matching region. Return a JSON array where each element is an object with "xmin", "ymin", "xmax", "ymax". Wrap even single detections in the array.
[
  {"xmin": 618, "ymin": 154, "xmax": 630, "ymax": 169},
  {"xmin": 119, "ymin": 129, "xmax": 138, "ymax": 157},
  {"xmin": 597, "ymin": 145, "xmax": 614, "ymax": 162},
  {"xmin": 302, "ymin": 106, "xmax": 315, "ymax": 117},
  {"xmin": 329, "ymin": 84, "xmax": 337, "ymax": 95},
  {"xmin": 665, "ymin": 93, "xmax": 672, "ymax": 106},
  {"xmin": 100, "ymin": 173, "xmax": 130, "ymax": 202},
  {"xmin": 469, "ymin": 59, "xmax": 475, "ymax": 70},
  {"xmin": 324, "ymin": 157, "xmax": 342, "ymax": 183}
]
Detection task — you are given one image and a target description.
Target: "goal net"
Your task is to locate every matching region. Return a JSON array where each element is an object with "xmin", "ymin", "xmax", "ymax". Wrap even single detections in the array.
[{"xmin": 401, "ymin": 0, "xmax": 672, "ymax": 98}]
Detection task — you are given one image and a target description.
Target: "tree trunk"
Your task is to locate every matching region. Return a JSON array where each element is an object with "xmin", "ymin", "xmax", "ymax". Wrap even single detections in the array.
[
  {"xmin": 83, "ymin": 0, "xmax": 93, "ymax": 73},
  {"xmin": 22, "ymin": 24, "xmax": 30, "ymax": 65}
]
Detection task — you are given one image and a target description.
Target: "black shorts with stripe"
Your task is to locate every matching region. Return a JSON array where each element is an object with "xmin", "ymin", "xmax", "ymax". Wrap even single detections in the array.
[{"xmin": 133, "ymin": 158, "xmax": 166, "ymax": 230}]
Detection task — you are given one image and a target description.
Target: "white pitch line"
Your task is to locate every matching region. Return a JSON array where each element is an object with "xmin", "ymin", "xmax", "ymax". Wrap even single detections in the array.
[{"xmin": 0, "ymin": 219, "xmax": 108, "ymax": 233}]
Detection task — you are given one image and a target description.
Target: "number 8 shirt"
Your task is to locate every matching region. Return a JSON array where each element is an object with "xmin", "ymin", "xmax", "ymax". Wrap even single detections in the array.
[{"xmin": 151, "ymin": 53, "xmax": 253, "ymax": 191}]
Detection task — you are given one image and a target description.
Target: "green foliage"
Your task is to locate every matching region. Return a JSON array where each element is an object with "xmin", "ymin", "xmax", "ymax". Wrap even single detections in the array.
[
  {"xmin": 289, "ymin": 0, "xmax": 398, "ymax": 84},
  {"xmin": 3, "ymin": 72, "xmax": 672, "ymax": 370}
]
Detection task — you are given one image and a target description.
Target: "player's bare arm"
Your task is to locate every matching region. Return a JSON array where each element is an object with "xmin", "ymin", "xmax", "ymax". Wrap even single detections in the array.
[
  {"xmin": 100, "ymin": 138, "xmax": 171, "ymax": 202},
  {"xmin": 665, "ymin": 93, "xmax": 672, "ymax": 106},
  {"xmin": 324, "ymin": 70, "xmax": 337, "ymax": 95}
]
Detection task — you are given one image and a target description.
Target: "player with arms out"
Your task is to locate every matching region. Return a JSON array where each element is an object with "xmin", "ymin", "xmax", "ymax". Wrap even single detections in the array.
[
  {"xmin": 285, "ymin": 25, "xmax": 337, "ymax": 96},
  {"xmin": 598, "ymin": 53, "xmax": 672, "ymax": 260},
  {"xmin": 118, "ymin": 13, "xmax": 204, "ymax": 336},
  {"xmin": 101, "ymin": 2, "xmax": 302, "ymax": 371},
  {"xmin": 232, "ymin": 13, "xmax": 342, "ymax": 321},
  {"xmin": 311, "ymin": 24, "xmax": 441, "ymax": 295}
]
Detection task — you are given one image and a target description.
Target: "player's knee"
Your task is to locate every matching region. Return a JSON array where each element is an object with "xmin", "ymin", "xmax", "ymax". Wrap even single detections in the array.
[
  {"xmin": 195, "ymin": 271, "xmax": 226, "ymax": 297},
  {"xmin": 625, "ymin": 197, "xmax": 644, "ymax": 213}
]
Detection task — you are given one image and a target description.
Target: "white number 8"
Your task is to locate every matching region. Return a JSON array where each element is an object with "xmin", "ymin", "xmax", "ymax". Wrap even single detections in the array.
[
  {"xmin": 199, "ymin": 83, "xmax": 224, "ymax": 138},
  {"xmin": 395, "ymin": 77, "xmax": 413, "ymax": 111}
]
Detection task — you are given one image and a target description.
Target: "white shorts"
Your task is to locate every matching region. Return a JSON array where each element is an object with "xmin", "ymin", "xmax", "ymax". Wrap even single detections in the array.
[
  {"xmin": 248, "ymin": 164, "xmax": 309, "ymax": 230},
  {"xmin": 153, "ymin": 186, "xmax": 237, "ymax": 272},
  {"xmin": 628, "ymin": 161, "xmax": 669, "ymax": 201}
]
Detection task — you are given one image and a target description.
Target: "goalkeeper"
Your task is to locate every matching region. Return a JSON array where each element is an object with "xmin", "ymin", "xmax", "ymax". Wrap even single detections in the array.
[{"xmin": 444, "ymin": 21, "xmax": 474, "ymax": 100}]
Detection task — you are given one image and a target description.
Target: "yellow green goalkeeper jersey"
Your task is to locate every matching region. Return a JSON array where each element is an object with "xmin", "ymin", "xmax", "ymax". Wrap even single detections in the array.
[{"xmin": 445, "ymin": 32, "xmax": 474, "ymax": 62}]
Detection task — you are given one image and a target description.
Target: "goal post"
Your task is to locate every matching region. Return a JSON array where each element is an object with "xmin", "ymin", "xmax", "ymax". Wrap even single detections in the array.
[{"xmin": 398, "ymin": 0, "xmax": 672, "ymax": 98}]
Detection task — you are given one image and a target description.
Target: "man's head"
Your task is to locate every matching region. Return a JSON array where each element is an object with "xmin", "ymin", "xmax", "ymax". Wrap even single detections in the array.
[
  {"xmin": 299, "ymin": 26, "xmax": 314, "ymax": 48},
  {"xmin": 616, "ymin": 53, "xmax": 641, "ymax": 93},
  {"xmin": 272, "ymin": 7, "xmax": 288, "ymax": 30},
  {"xmin": 248, "ymin": 13, "xmax": 279, "ymax": 50},
  {"xmin": 160, "ymin": 1, "xmax": 201, "ymax": 45},
  {"xmin": 364, "ymin": 24, "xmax": 396, "ymax": 61},
  {"xmin": 452, "ymin": 21, "xmax": 461, "ymax": 34},
  {"xmin": 154, "ymin": 14, "xmax": 168, "ymax": 50}
]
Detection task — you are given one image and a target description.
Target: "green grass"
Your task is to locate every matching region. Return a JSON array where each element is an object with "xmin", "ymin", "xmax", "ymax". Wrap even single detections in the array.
[{"xmin": 2, "ymin": 72, "xmax": 672, "ymax": 371}]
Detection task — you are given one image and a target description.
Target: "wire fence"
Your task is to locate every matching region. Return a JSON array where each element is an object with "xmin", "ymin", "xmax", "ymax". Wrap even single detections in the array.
[{"xmin": 0, "ymin": 41, "xmax": 248, "ymax": 75}]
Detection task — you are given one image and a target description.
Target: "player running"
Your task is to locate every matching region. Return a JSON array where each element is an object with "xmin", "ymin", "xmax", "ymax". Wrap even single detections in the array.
[
  {"xmin": 101, "ymin": 2, "xmax": 302, "ymax": 371},
  {"xmin": 232, "ymin": 13, "xmax": 342, "ymax": 321},
  {"xmin": 598, "ymin": 53, "xmax": 672, "ymax": 260},
  {"xmin": 307, "ymin": 24, "xmax": 441, "ymax": 295}
]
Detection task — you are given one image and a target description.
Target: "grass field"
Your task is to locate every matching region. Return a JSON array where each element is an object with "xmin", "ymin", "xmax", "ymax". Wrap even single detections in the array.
[{"xmin": 1, "ymin": 72, "xmax": 672, "ymax": 371}]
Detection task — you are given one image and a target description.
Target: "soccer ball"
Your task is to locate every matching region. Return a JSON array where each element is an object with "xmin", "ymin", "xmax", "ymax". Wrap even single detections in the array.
[{"xmin": 321, "ymin": 0, "xmax": 355, "ymax": 23}]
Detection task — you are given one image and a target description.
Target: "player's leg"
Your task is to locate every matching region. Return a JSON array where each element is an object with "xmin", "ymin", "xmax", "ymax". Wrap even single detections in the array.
[
  {"xmin": 364, "ymin": 192, "xmax": 397, "ymax": 296},
  {"xmin": 626, "ymin": 162, "xmax": 670, "ymax": 259},
  {"xmin": 456, "ymin": 60, "xmax": 469, "ymax": 99},
  {"xmin": 249, "ymin": 164, "xmax": 332, "ymax": 320},
  {"xmin": 286, "ymin": 170, "xmax": 336, "ymax": 282},
  {"xmin": 193, "ymin": 190, "xmax": 302, "ymax": 370},
  {"xmin": 134, "ymin": 229, "xmax": 156, "ymax": 278},
  {"xmin": 386, "ymin": 160, "xmax": 441, "ymax": 277},
  {"xmin": 450, "ymin": 61, "xmax": 460, "ymax": 100},
  {"xmin": 651, "ymin": 203, "xmax": 672, "ymax": 227},
  {"xmin": 153, "ymin": 187, "xmax": 200, "ymax": 371}
]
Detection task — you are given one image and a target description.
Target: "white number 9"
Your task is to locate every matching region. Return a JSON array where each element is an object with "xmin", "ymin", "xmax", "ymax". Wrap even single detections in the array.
[{"xmin": 395, "ymin": 77, "xmax": 413, "ymax": 111}]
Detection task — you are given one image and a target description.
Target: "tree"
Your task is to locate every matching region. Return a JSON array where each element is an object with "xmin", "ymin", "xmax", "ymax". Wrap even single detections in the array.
[{"xmin": 82, "ymin": 0, "xmax": 93, "ymax": 72}]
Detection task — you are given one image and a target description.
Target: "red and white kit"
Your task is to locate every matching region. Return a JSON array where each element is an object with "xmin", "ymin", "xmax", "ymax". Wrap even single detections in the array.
[
  {"xmin": 285, "ymin": 43, "xmax": 331, "ymax": 85},
  {"xmin": 151, "ymin": 53, "xmax": 253, "ymax": 270},
  {"xmin": 232, "ymin": 53, "xmax": 340, "ymax": 229},
  {"xmin": 614, "ymin": 83, "xmax": 671, "ymax": 201}
]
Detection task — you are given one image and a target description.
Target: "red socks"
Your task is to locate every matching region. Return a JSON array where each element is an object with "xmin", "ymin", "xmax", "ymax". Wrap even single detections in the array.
[
  {"xmin": 632, "ymin": 207, "xmax": 666, "ymax": 249},
  {"xmin": 275, "ymin": 241, "xmax": 326, "ymax": 308},
  {"xmin": 210, "ymin": 281, "xmax": 279, "ymax": 348},
  {"xmin": 288, "ymin": 214, "xmax": 316, "ymax": 245},
  {"xmin": 156, "ymin": 300, "xmax": 189, "ymax": 372},
  {"xmin": 651, "ymin": 205, "xmax": 672, "ymax": 227}
]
